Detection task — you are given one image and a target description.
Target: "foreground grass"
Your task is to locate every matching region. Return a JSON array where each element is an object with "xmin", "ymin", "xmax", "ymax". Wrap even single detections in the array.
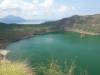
[
  {"xmin": 0, "ymin": 61, "xmax": 34, "ymax": 75},
  {"xmin": 36, "ymin": 60, "xmax": 88, "ymax": 75},
  {"xmin": 0, "ymin": 60, "xmax": 87, "ymax": 75}
]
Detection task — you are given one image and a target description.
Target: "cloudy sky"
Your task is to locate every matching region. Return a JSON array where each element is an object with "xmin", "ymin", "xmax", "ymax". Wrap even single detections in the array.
[{"xmin": 0, "ymin": 0, "xmax": 100, "ymax": 20}]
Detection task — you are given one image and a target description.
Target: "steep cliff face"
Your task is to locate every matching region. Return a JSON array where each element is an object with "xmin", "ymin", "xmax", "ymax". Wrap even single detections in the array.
[
  {"xmin": 42, "ymin": 14, "xmax": 100, "ymax": 33},
  {"xmin": 72, "ymin": 14, "xmax": 100, "ymax": 33}
]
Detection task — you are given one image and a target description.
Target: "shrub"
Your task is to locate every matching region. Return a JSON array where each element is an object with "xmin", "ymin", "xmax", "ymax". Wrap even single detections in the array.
[{"xmin": 35, "ymin": 60, "xmax": 87, "ymax": 75}]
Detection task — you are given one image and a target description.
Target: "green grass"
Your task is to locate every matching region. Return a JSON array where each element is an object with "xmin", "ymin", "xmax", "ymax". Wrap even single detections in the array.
[{"xmin": 0, "ymin": 61, "xmax": 34, "ymax": 75}]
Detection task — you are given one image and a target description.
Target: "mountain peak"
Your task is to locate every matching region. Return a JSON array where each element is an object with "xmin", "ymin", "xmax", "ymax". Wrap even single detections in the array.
[{"xmin": 0, "ymin": 15, "xmax": 25, "ymax": 24}]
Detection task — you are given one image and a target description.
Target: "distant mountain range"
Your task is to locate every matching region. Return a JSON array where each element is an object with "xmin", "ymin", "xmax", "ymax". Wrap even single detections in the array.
[
  {"xmin": 0, "ymin": 15, "xmax": 46, "ymax": 24},
  {"xmin": 0, "ymin": 15, "xmax": 26, "ymax": 24}
]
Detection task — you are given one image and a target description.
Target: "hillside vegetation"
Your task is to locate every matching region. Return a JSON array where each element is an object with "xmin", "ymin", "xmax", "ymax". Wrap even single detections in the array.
[{"xmin": 0, "ymin": 24, "xmax": 58, "ymax": 48}]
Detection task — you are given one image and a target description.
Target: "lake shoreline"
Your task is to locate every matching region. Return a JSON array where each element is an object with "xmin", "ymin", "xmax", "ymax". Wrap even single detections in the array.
[
  {"xmin": 0, "ymin": 30, "xmax": 100, "ymax": 49},
  {"xmin": 65, "ymin": 29, "xmax": 100, "ymax": 35}
]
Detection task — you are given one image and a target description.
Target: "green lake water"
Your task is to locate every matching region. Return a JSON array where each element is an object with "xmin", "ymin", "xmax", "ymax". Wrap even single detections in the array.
[{"xmin": 7, "ymin": 32, "xmax": 100, "ymax": 75}]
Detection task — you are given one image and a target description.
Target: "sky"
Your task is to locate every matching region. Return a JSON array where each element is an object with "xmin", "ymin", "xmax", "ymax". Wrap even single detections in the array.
[{"xmin": 0, "ymin": 0, "xmax": 100, "ymax": 20}]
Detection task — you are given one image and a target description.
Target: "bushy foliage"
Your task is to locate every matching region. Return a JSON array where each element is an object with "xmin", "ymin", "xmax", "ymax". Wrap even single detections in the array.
[{"xmin": 35, "ymin": 60, "xmax": 87, "ymax": 75}]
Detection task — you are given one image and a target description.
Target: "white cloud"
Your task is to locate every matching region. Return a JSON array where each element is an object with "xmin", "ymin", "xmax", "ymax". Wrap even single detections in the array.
[
  {"xmin": 0, "ymin": 0, "xmax": 73, "ymax": 20},
  {"xmin": 58, "ymin": 5, "xmax": 71, "ymax": 14},
  {"xmin": 41, "ymin": 0, "xmax": 54, "ymax": 8}
]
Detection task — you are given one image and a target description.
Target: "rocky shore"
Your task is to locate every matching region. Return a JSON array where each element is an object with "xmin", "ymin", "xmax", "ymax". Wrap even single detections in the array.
[{"xmin": 65, "ymin": 29, "xmax": 100, "ymax": 35}]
